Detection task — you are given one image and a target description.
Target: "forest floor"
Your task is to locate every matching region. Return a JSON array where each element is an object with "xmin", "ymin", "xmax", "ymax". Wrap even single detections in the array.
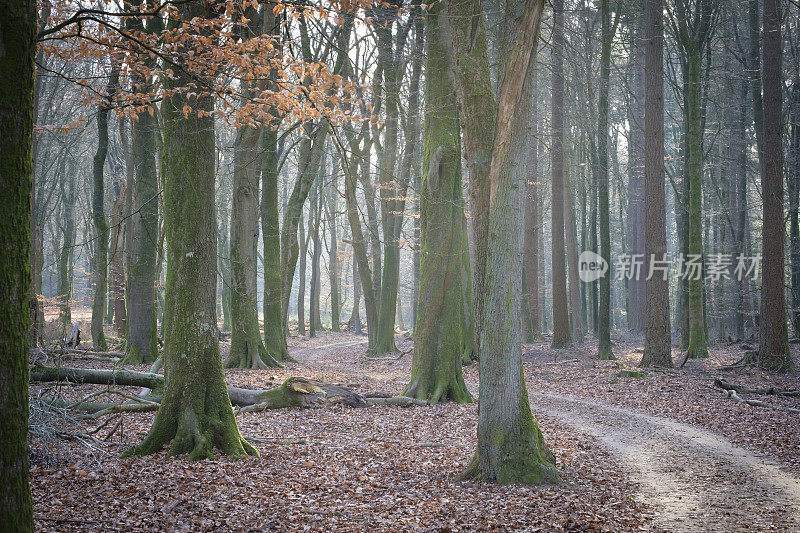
[{"xmin": 29, "ymin": 324, "xmax": 800, "ymax": 532}]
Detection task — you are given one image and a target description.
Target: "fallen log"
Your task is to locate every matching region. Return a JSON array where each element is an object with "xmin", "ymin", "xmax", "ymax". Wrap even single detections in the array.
[
  {"xmin": 30, "ymin": 366, "xmax": 427, "ymax": 413},
  {"xmin": 30, "ymin": 366, "xmax": 164, "ymax": 389},
  {"xmin": 714, "ymin": 378, "xmax": 800, "ymax": 398},
  {"xmin": 229, "ymin": 377, "xmax": 367, "ymax": 410}
]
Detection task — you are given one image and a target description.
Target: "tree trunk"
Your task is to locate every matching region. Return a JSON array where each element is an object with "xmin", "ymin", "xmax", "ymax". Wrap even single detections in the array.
[
  {"xmin": 523, "ymin": 109, "xmax": 541, "ymax": 342},
  {"xmin": 374, "ymin": 9, "xmax": 420, "ymax": 355},
  {"xmin": 123, "ymin": 18, "xmax": 160, "ymax": 364},
  {"xmin": 0, "ymin": 0, "xmax": 36, "ymax": 525},
  {"xmin": 91, "ymin": 61, "xmax": 120, "ymax": 351},
  {"xmin": 125, "ymin": 3, "xmax": 255, "ymax": 459},
  {"xmin": 327, "ymin": 152, "xmax": 341, "ymax": 332},
  {"xmin": 349, "ymin": 259, "xmax": 363, "ymax": 334},
  {"xmin": 757, "ymin": 0, "xmax": 791, "ymax": 372},
  {"xmin": 597, "ymin": 0, "xmax": 616, "ymax": 360},
  {"xmin": 297, "ymin": 208, "xmax": 307, "ymax": 336},
  {"xmin": 627, "ymin": 6, "xmax": 646, "ymax": 333},
  {"xmin": 110, "ymin": 181, "xmax": 126, "ymax": 337},
  {"xmin": 549, "ymin": 0, "xmax": 571, "ymax": 348},
  {"xmin": 640, "ymin": 0, "xmax": 672, "ymax": 367},
  {"xmin": 57, "ymin": 164, "xmax": 76, "ymax": 328},
  {"xmin": 228, "ymin": 119, "xmax": 278, "ymax": 368},
  {"xmin": 404, "ymin": 6, "xmax": 475, "ymax": 403},
  {"xmin": 309, "ymin": 167, "xmax": 324, "ymax": 337},
  {"xmin": 790, "ymin": 78, "xmax": 800, "ymax": 336},
  {"xmin": 261, "ymin": 126, "xmax": 291, "ymax": 361},
  {"xmin": 446, "ymin": 0, "xmax": 560, "ymax": 485},
  {"xmin": 564, "ymin": 159, "xmax": 584, "ymax": 344},
  {"xmin": 685, "ymin": 45, "xmax": 708, "ymax": 359}
]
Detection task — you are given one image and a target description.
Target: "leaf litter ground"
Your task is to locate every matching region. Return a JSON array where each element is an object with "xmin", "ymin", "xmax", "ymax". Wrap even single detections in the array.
[{"xmin": 29, "ymin": 329, "xmax": 800, "ymax": 531}]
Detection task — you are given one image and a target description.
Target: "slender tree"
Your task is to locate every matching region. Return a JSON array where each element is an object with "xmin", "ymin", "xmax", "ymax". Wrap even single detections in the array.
[
  {"xmin": 550, "ymin": 0, "xmax": 571, "ymax": 348},
  {"xmin": 91, "ymin": 59, "xmax": 120, "ymax": 350},
  {"xmin": 596, "ymin": 0, "xmax": 618, "ymax": 360}
]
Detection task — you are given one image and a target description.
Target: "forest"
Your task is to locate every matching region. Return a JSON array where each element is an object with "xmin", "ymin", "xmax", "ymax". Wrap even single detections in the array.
[{"xmin": 2, "ymin": 0, "xmax": 800, "ymax": 530}]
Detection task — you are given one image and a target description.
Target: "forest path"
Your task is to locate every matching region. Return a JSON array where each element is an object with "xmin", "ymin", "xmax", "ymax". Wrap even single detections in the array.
[{"xmin": 530, "ymin": 391, "xmax": 800, "ymax": 532}]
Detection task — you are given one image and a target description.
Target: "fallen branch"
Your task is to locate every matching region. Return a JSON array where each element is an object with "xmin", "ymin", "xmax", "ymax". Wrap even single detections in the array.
[
  {"xmin": 714, "ymin": 378, "xmax": 800, "ymax": 398},
  {"xmin": 720, "ymin": 389, "xmax": 800, "ymax": 414},
  {"xmin": 545, "ymin": 358, "xmax": 580, "ymax": 365},
  {"xmin": 366, "ymin": 396, "xmax": 429, "ymax": 407}
]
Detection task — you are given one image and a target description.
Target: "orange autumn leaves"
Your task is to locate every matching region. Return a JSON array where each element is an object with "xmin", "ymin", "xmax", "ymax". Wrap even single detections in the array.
[{"xmin": 38, "ymin": 0, "xmax": 392, "ymax": 130}]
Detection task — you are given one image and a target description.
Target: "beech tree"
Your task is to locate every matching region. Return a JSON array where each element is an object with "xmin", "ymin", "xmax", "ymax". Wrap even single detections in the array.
[
  {"xmin": 403, "ymin": 2, "xmax": 474, "ymax": 404},
  {"xmin": 757, "ymin": 0, "xmax": 791, "ymax": 372},
  {"xmin": 124, "ymin": 0, "xmax": 256, "ymax": 459},
  {"xmin": 444, "ymin": 0, "xmax": 560, "ymax": 484},
  {"xmin": 0, "ymin": 0, "xmax": 36, "ymax": 528}
]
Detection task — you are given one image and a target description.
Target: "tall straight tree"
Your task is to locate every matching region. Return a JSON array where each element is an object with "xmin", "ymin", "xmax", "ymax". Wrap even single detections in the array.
[
  {"xmin": 125, "ymin": 0, "xmax": 256, "ymax": 459},
  {"xmin": 227, "ymin": 1, "xmax": 279, "ymax": 369},
  {"xmin": 445, "ymin": 0, "xmax": 560, "ymax": 485},
  {"xmin": 123, "ymin": 9, "xmax": 161, "ymax": 365},
  {"xmin": 91, "ymin": 59, "xmax": 120, "ymax": 350},
  {"xmin": 596, "ymin": 0, "xmax": 618, "ymax": 360},
  {"xmin": 757, "ymin": 0, "xmax": 792, "ymax": 372},
  {"xmin": 550, "ymin": 0, "xmax": 571, "ymax": 348},
  {"xmin": 373, "ymin": 2, "xmax": 417, "ymax": 354},
  {"xmin": 0, "ymin": 0, "xmax": 36, "ymax": 527},
  {"xmin": 672, "ymin": 0, "xmax": 715, "ymax": 359},
  {"xmin": 403, "ymin": 3, "xmax": 474, "ymax": 404},
  {"xmin": 640, "ymin": 0, "xmax": 672, "ymax": 367}
]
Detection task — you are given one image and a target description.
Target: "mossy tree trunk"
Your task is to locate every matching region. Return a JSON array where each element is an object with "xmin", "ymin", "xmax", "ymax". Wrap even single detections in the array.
[
  {"xmin": 261, "ymin": 126, "xmax": 291, "ymax": 361},
  {"xmin": 125, "ymin": 2, "xmax": 255, "ymax": 460},
  {"xmin": 757, "ymin": 0, "xmax": 792, "ymax": 372},
  {"xmin": 674, "ymin": 0, "xmax": 715, "ymax": 359},
  {"xmin": 446, "ymin": 0, "xmax": 560, "ymax": 485},
  {"xmin": 404, "ymin": 6, "xmax": 474, "ymax": 404},
  {"xmin": 228, "ymin": 121, "xmax": 278, "ymax": 369},
  {"xmin": 91, "ymin": 60, "xmax": 120, "ymax": 351},
  {"xmin": 123, "ymin": 13, "xmax": 160, "ymax": 364},
  {"xmin": 0, "ymin": 0, "xmax": 36, "ymax": 526}
]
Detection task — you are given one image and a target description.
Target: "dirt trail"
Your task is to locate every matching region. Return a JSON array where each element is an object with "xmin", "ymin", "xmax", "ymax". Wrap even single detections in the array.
[{"xmin": 530, "ymin": 392, "xmax": 800, "ymax": 532}]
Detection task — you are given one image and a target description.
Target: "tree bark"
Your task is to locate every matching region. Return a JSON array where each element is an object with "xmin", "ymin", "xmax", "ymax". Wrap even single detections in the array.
[
  {"xmin": 640, "ymin": 0, "xmax": 672, "ymax": 367},
  {"xmin": 550, "ymin": 0, "xmax": 571, "ymax": 348},
  {"xmin": 0, "ymin": 0, "xmax": 36, "ymax": 526},
  {"xmin": 757, "ymin": 0, "xmax": 792, "ymax": 371},
  {"xmin": 125, "ymin": 2, "xmax": 255, "ymax": 459},
  {"xmin": 446, "ymin": 0, "xmax": 560, "ymax": 485},
  {"xmin": 404, "ymin": 5, "xmax": 475, "ymax": 403}
]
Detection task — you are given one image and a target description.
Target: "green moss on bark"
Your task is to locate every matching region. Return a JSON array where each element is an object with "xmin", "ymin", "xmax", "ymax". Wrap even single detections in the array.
[
  {"xmin": 0, "ymin": 0, "xmax": 36, "ymax": 527},
  {"xmin": 403, "ymin": 7, "xmax": 474, "ymax": 404}
]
